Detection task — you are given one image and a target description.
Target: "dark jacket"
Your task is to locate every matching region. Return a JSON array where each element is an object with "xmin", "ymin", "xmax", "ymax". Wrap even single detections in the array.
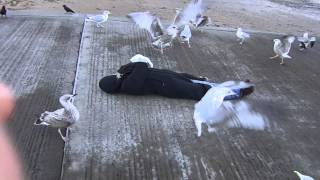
[{"xmin": 99, "ymin": 62, "xmax": 210, "ymax": 100}]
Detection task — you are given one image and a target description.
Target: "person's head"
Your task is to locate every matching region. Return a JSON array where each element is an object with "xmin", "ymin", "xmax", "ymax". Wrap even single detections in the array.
[{"xmin": 99, "ymin": 75, "xmax": 121, "ymax": 93}]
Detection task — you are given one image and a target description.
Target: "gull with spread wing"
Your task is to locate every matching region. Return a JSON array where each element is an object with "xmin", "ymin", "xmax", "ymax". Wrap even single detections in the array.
[
  {"xmin": 128, "ymin": 11, "xmax": 179, "ymax": 54},
  {"xmin": 270, "ymin": 36, "xmax": 295, "ymax": 65},
  {"xmin": 298, "ymin": 32, "xmax": 316, "ymax": 51}
]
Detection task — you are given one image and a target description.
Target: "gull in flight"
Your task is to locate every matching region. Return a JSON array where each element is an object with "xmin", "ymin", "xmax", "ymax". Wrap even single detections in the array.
[
  {"xmin": 128, "ymin": 11, "xmax": 179, "ymax": 54},
  {"xmin": 270, "ymin": 36, "xmax": 295, "ymax": 65},
  {"xmin": 236, "ymin": 28, "xmax": 250, "ymax": 45},
  {"xmin": 62, "ymin": 5, "xmax": 75, "ymax": 14},
  {"xmin": 297, "ymin": 32, "xmax": 316, "ymax": 51},
  {"xmin": 34, "ymin": 94, "xmax": 80, "ymax": 142},
  {"xmin": 194, "ymin": 87, "xmax": 236, "ymax": 137},
  {"xmin": 173, "ymin": 0, "xmax": 211, "ymax": 29},
  {"xmin": 86, "ymin": 11, "xmax": 111, "ymax": 27},
  {"xmin": 294, "ymin": 171, "xmax": 314, "ymax": 180}
]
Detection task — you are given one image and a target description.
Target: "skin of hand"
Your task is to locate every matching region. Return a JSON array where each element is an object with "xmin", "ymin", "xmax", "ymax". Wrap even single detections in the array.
[
  {"xmin": 0, "ymin": 83, "xmax": 15, "ymax": 122},
  {"xmin": 0, "ymin": 83, "xmax": 23, "ymax": 180}
]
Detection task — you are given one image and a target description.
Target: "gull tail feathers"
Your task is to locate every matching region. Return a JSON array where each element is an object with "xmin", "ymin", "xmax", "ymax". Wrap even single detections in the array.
[{"xmin": 282, "ymin": 54, "xmax": 292, "ymax": 59}]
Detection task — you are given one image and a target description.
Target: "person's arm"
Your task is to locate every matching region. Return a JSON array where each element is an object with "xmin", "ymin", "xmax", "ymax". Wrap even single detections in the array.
[
  {"xmin": 178, "ymin": 73, "xmax": 208, "ymax": 81},
  {"xmin": 121, "ymin": 62, "xmax": 149, "ymax": 95}
]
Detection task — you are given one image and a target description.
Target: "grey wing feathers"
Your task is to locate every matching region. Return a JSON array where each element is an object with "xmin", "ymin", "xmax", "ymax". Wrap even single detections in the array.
[{"xmin": 282, "ymin": 36, "xmax": 295, "ymax": 53}]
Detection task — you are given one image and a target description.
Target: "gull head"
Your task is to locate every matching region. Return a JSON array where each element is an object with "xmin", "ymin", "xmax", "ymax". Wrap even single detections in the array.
[
  {"xmin": 303, "ymin": 32, "xmax": 309, "ymax": 39},
  {"xmin": 167, "ymin": 25, "xmax": 179, "ymax": 37},
  {"xmin": 60, "ymin": 94, "xmax": 77, "ymax": 103},
  {"xmin": 273, "ymin": 39, "xmax": 281, "ymax": 45},
  {"xmin": 103, "ymin": 11, "xmax": 111, "ymax": 15}
]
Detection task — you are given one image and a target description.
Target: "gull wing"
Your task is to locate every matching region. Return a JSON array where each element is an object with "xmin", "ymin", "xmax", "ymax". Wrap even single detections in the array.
[
  {"xmin": 87, "ymin": 14, "xmax": 105, "ymax": 22},
  {"xmin": 281, "ymin": 36, "xmax": 295, "ymax": 54},
  {"xmin": 128, "ymin": 12, "xmax": 164, "ymax": 39},
  {"xmin": 175, "ymin": 0, "xmax": 205, "ymax": 26}
]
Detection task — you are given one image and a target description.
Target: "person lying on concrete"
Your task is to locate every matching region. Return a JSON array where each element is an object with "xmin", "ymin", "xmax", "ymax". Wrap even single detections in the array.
[{"xmin": 99, "ymin": 55, "xmax": 254, "ymax": 101}]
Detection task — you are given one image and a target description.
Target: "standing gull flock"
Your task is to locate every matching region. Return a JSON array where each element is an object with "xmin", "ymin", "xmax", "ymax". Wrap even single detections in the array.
[
  {"xmin": 297, "ymin": 32, "xmax": 316, "ymax": 51},
  {"xmin": 127, "ymin": 11, "xmax": 179, "ymax": 54},
  {"xmin": 34, "ymin": 94, "xmax": 80, "ymax": 142},
  {"xmin": 236, "ymin": 28, "xmax": 250, "ymax": 45},
  {"xmin": 270, "ymin": 36, "xmax": 295, "ymax": 65},
  {"xmin": 86, "ymin": 11, "xmax": 111, "ymax": 27}
]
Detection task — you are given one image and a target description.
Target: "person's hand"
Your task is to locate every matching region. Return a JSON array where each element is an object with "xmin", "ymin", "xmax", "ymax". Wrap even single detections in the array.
[{"xmin": 0, "ymin": 83, "xmax": 15, "ymax": 122}]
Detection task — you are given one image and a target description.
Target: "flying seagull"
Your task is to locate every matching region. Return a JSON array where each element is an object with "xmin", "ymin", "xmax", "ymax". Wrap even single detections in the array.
[
  {"xmin": 62, "ymin": 5, "xmax": 75, "ymax": 14},
  {"xmin": 34, "ymin": 94, "xmax": 80, "ymax": 142},
  {"xmin": 194, "ymin": 86, "xmax": 236, "ymax": 137},
  {"xmin": 297, "ymin": 32, "xmax": 316, "ymax": 50},
  {"xmin": 0, "ymin": 6, "xmax": 6, "ymax": 17},
  {"xmin": 270, "ymin": 36, "xmax": 295, "ymax": 65},
  {"xmin": 173, "ymin": 0, "xmax": 211, "ymax": 28},
  {"xmin": 236, "ymin": 27, "xmax": 250, "ymax": 45},
  {"xmin": 86, "ymin": 11, "xmax": 111, "ymax": 27},
  {"xmin": 128, "ymin": 11, "xmax": 178, "ymax": 54},
  {"xmin": 293, "ymin": 171, "xmax": 314, "ymax": 180},
  {"xmin": 180, "ymin": 24, "xmax": 192, "ymax": 47}
]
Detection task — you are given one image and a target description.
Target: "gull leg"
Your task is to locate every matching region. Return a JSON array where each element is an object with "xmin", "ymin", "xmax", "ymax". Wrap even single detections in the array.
[
  {"xmin": 161, "ymin": 43, "xmax": 164, "ymax": 54},
  {"xmin": 188, "ymin": 39, "xmax": 191, "ymax": 48},
  {"xmin": 58, "ymin": 128, "xmax": 67, "ymax": 142},
  {"xmin": 280, "ymin": 58, "xmax": 284, "ymax": 65},
  {"xmin": 240, "ymin": 39, "xmax": 244, "ymax": 45},
  {"xmin": 269, "ymin": 55, "xmax": 279, "ymax": 59}
]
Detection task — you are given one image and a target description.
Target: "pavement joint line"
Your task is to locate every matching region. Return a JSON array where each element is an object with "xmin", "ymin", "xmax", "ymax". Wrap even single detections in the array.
[{"xmin": 59, "ymin": 18, "xmax": 87, "ymax": 180}]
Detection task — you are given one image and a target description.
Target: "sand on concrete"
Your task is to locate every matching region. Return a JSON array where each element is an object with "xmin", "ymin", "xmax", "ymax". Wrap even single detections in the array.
[{"xmin": 1, "ymin": 0, "xmax": 320, "ymax": 35}]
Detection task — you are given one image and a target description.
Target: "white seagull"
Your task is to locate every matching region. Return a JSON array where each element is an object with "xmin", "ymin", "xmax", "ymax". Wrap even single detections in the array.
[
  {"xmin": 270, "ymin": 36, "xmax": 295, "ymax": 65},
  {"xmin": 180, "ymin": 24, "xmax": 192, "ymax": 48},
  {"xmin": 297, "ymin": 32, "xmax": 316, "ymax": 50},
  {"xmin": 193, "ymin": 87, "xmax": 236, "ymax": 137},
  {"xmin": 86, "ymin": 11, "xmax": 111, "ymax": 27},
  {"xmin": 174, "ymin": 0, "xmax": 211, "ymax": 28},
  {"xmin": 128, "ymin": 12, "xmax": 179, "ymax": 54},
  {"xmin": 34, "ymin": 94, "xmax": 80, "ymax": 142},
  {"xmin": 236, "ymin": 28, "xmax": 250, "ymax": 45},
  {"xmin": 294, "ymin": 171, "xmax": 314, "ymax": 180}
]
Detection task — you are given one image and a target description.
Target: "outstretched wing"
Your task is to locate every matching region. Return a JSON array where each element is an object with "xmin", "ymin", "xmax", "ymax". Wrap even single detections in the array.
[
  {"xmin": 128, "ymin": 12, "xmax": 164, "ymax": 39},
  {"xmin": 281, "ymin": 36, "xmax": 295, "ymax": 54},
  {"xmin": 174, "ymin": 0, "xmax": 205, "ymax": 27}
]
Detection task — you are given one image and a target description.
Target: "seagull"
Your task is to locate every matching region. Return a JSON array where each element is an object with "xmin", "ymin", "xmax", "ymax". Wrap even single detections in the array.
[
  {"xmin": 128, "ymin": 12, "xmax": 178, "ymax": 54},
  {"xmin": 194, "ymin": 86, "xmax": 236, "ymax": 137},
  {"xmin": 297, "ymin": 32, "xmax": 316, "ymax": 50},
  {"xmin": 173, "ymin": 0, "xmax": 211, "ymax": 28},
  {"xmin": 62, "ymin": 5, "xmax": 75, "ymax": 14},
  {"xmin": 236, "ymin": 28, "xmax": 250, "ymax": 45},
  {"xmin": 270, "ymin": 36, "xmax": 295, "ymax": 65},
  {"xmin": 294, "ymin": 171, "xmax": 314, "ymax": 180},
  {"xmin": 180, "ymin": 24, "xmax": 192, "ymax": 47},
  {"xmin": 86, "ymin": 11, "xmax": 111, "ymax": 27},
  {"xmin": 34, "ymin": 94, "xmax": 80, "ymax": 142},
  {"xmin": 0, "ymin": 6, "xmax": 6, "ymax": 17}
]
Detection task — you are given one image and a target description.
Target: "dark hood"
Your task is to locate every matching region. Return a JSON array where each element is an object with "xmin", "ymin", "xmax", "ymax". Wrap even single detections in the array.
[{"xmin": 99, "ymin": 75, "xmax": 122, "ymax": 93}]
